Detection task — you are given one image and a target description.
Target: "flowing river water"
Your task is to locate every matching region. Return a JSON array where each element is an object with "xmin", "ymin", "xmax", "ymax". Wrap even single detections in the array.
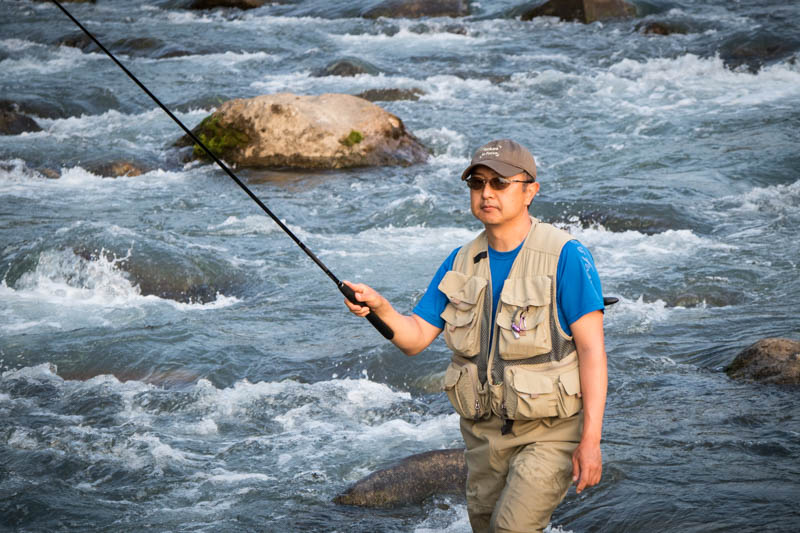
[{"xmin": 1, "ymin": 1, "xmax": 799, "ymax": 531}]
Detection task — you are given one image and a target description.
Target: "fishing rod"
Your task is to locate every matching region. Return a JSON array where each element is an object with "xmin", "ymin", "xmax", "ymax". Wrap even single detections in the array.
[{"xmin": 50, "ymin": 0, "xmax": 394, "ymax": 340}]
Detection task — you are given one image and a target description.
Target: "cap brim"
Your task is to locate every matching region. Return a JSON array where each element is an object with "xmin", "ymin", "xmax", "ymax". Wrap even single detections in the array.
[{"xmin": 461, "ymin": 160, "xmax": 525, "ymax": 181}]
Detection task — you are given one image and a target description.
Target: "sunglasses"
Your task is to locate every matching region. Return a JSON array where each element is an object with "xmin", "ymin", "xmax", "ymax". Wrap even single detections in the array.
[{"xmin": 465, "ymin": 176, "xmax": 535, "ymax": 191}]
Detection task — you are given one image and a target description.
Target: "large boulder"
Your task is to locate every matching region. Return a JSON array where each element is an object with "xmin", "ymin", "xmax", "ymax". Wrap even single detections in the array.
[
  {"xmin": 521, "ymin": 0, "xmax": 636, "ymax": 24},
  {"xmin": 362, "ymin": 0, "xmax": 470, "ymax": 19},
  {"xmin": 726, "ymin": 338, "xmax": 800, "ymax": 385},
  {"xmin": 178, "ymin": 93, "xmax": 429, "ymax": 169},
  {"xmin": 0, "ymin": 110, "xmax": 42, "ymax": 135}
]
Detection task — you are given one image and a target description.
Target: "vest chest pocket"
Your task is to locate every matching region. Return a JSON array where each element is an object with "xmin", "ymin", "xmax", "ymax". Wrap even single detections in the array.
[
  {"xmin": 496, "ymin": 276, "xmax": 552, "ymax": 360},
  {"xmin": 438, "ymin": 271, "xmax": 487, "ymax": 358},
  {"xmin": 443, "ymin": 358, "xmax": 489, "ymax": 420},
  {"xmin": 503, "ymin": 363, "xmax": 582, "ymax": 421}
]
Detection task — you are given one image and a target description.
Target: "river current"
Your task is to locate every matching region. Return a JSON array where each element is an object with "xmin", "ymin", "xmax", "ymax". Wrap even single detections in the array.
[{"xmin": 1, "ymin": 1, "xmax": 799, "ymax": 531}]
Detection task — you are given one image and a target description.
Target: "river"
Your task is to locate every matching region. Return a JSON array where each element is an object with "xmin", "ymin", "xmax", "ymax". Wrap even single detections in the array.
[{"xmin": 1, "ymin": 0, "xmax": 799, "ymax": 531}]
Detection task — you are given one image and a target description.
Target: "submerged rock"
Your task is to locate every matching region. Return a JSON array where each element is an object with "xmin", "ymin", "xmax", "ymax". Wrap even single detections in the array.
[
  {"xmin": 362, "ymin": 0, "xmax": 470, "ymax": 19},
  {"xmin": 636, "ymin": 21, "xmax": 686, "ymax": 36},
  {"xmin": 85, "ymin": 160, "xmax": 150, "ymax": 178},
  {"xmin": 719, "ymin": 30, "xmax": 800, "ymax": 73},
  {"xmin": 177, "ymin": 93, "xmax": 429, "ymax": 169},
  {"xmin": 334, "ymin": 448, "xmax": 466, "ymax": 507},
  {"xmin": 726, "ymin": 338, "xmax": 800, "ymax": 385},
  {"xmin": 355, "ymin": 88, "xmax": 425, "ymax": 102},
  {"xmin": 314, "ymin": 57, "xmax": 382, "ymax": 77},
  {"xmin": 521, "ymin": 0, "xmax": 636, "ymax": 24},
  {"xmin": 0, "ymin": 109, "xmax": 42, "ymax": 135},
  {"xmin": 187, "ymin": 0, "xmax": 266, "ymax": 9}
]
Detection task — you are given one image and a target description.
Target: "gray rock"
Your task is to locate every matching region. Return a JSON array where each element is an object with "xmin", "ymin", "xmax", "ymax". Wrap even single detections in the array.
[
  {"xmin": 719, "ymin": 30, "xmax": 800, "ymax": 73},
  {"xmin": 187, "ymin": 0, "xmax": 266, "ymax": 9},
  {"xmin": 178, "ymin": 93, "xmax": 429, "ymax": 169},
  {"xmin": 334, "ymin": 448, "xmax": 466, "ymax": 507},
  {"xmin": 521, "ymin": 0, "xmax": 636, "ymax": 24},
  {"xmin": 355, "ymin": 88, "xmax": 425, "ymax": 102},
  {"xmin": 314, "ymin": 57, "xmax": 381, "ymax": 77},
  {"xmin": 726, "ymin": 338, "xmax": 800, "ymax": 385},
  {"xmin": 363, "ymin": 0, "xmax": 470, "ymax": 19},
  {"xmin": 0, "ymin": 110, "xmax": 42, "ymax": 135}
]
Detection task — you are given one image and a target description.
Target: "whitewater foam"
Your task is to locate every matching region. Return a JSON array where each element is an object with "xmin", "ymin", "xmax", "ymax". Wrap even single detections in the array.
[
  {"xmin": 565, "ymin": 223, "xmax": 735, "ymax": 279},
  {"xmin": 1, "ymin": 249, "xmax": 239, "ymax": 334}
]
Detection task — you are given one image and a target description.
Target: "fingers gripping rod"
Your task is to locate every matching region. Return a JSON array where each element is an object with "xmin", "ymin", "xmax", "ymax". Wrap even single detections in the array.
[{"xmin": 50, "ymin": 0, "xmax": 394, "ymax": 340}]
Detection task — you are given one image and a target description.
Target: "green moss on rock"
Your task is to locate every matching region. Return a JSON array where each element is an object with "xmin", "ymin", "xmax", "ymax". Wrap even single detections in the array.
[
  {"xmin": 341, "ymin": 130, "xmax": 364, "ymax": 147},
  {"xmin": 192, "ymin": 115, "xmax": 250, "ymax": 160}
]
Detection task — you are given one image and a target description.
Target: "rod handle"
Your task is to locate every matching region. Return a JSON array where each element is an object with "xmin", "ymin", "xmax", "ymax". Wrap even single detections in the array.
[
  {"xmin": 603, "ymin": 296, "xmax": 619, "ymax": 306},
  {"xmin": 339, "ymin": 282, "xmax": 395, "ymax": 340}
]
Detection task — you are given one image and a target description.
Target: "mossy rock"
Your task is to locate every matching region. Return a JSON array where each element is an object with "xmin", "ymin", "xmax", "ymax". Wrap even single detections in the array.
[{"xmin": 190, "ymin": 115, "xmax": 250, "ymax": 161}]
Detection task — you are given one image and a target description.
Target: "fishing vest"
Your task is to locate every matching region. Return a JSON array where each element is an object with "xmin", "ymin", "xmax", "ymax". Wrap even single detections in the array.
[{"xmin": 440, "ymin": 218, "xmax": 583, "ymax": 422}]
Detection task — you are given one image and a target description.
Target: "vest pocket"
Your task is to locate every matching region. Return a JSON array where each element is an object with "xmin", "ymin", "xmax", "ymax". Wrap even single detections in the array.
[
  {"xmin": 556, "ymin": 365, "xmax": 583, "ymax": 418},
  {"xmin": 443, "ymin": 358, "xmax": 489, "ymax": 420},
  {"xmin": 503, "ymin": 363, "xmax": 583, "ymax": 421},
  {"xmin": 496, "ymin": 276, "xmax": 552, "ymax": 360},
  {"xmin": 438, "ymin": 271, "xmax": 486, "ymax": 358}
]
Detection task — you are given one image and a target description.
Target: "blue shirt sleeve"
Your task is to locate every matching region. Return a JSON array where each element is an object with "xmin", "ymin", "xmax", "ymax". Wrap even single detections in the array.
[
  {"xmin": 556, "ymin": 240, "xmax": 604, "ymax": 336},
  {"xmin": 412, "ymin": 247, "xmax": 460, "ymax": 329}
]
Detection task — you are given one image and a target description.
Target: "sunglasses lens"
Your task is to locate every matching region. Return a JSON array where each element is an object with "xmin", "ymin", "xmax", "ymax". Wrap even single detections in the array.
[
  {"xmin": 466, "ymin": 177, "xmax": 513, "ymax": 190},
  {"xmin": 491, "ymin": 177, "xmax": 511, "ymax": 190},
  {"xmin": 466, "ymin": 178, "xmax": 484, "ymax": 190}
]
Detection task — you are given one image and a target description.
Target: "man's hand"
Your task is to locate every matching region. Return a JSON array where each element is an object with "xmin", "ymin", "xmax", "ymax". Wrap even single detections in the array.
[
  {"xmin": 342, "ymin": 280, "xmax": 385, "ymax": 317},
  {"xmin": 571, "ymin": 440, "xmax": 602, "ymax": 494}
]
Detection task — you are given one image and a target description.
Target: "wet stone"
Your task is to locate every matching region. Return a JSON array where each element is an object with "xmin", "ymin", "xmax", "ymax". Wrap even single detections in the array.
[
  {"xmin": 355, "ymin": 88, "xmax": 425, "ymax": 102},
  {"xmin": 726, "ymin": 338, "xmax": 800, "ymax": 385},
  {"xmin": 187, "ymin": 0, "xmax": 267, "ymax": 9},
  {"xmin": 521, "ymin": 0, "xmax": 636, "ymax": 24},
  {"xmin": 314, "ymin": 57, "xmax": 382, "ymax": 77},
  {"xmin": 0, "ymin": 110, "xmax": 42, "ymax": 135},
  {"xmin": 362, "ymin": 0, "xmax": 471, "ymax": 19}
]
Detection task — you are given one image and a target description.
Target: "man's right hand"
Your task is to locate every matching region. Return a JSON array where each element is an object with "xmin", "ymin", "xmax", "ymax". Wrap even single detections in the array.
[{"xmin": 342, "ymin": 280, "xmax": 385, "ymax": 317}]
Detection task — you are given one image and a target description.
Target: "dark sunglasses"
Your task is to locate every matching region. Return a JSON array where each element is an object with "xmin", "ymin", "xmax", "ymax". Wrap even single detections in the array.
[{"xmin": 465, "ymin": 175, "xmax": 535, "ymax": 191}]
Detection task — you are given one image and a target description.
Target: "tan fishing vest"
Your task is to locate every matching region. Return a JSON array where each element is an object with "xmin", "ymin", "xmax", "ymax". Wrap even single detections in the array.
[{"xmin": 440, "ymin": 218, "xmax": 583, "ymax": 422}]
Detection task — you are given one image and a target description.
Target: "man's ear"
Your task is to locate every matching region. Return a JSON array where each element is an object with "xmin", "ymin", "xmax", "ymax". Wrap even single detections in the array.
[{"xmin": 526, "ymin": 181, "xmax": 540, "ymax": 206}]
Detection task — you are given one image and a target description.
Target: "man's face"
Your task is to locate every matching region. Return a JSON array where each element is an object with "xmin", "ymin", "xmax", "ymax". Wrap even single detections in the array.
[{"xmin": 468, "ymin": 165, "xmax": 539, "ymax": 229}]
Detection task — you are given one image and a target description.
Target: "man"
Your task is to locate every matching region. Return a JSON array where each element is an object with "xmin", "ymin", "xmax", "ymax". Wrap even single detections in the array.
[{"xmin": 344, "ymin": 139, "xmax": 607, "ymax": 533}]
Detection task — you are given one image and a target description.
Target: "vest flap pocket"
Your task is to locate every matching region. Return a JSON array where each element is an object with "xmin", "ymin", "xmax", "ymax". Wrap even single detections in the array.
[
  {"xmin": 559, "ymin": 366, "xmax": 581, "ymax": 396},
  {"xmin": 441, "ymin": 305, "xmax": 476, "ymax": 327},
  {"xmin": 438, "ymin": 271, "xmax": 487, "ymax": 309},
  {"xmin": 442, "ymin": 360, "xmax": 489, "ymax": 420},
  {"xmin": 509, "ymin": 367, "xmax": 554, "ymax": 395},
  {"xmin": 443, "ymin": 363, "xmax": 461, "ymax": 389},
  {"xmin": 499, "ymin": 276, "xmax": 551, "ymax": 308},
  {"xmin": 496, "ymin": 276, "xmax": 553, "ymax": 360}
]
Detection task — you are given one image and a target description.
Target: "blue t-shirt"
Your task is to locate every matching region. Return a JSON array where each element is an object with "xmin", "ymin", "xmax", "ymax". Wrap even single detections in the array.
[{"xmin": 412, "ymin": 239, "xmax": 604, "ymax": 337}]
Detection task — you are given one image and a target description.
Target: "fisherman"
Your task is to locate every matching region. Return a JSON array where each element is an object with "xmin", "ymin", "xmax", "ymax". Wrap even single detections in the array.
[{"xmin": 344, "ymin": 139, "xmax": 607, "ymax": 533}]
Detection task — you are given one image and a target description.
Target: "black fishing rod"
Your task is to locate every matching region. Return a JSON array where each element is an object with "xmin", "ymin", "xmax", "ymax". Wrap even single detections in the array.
[{"xmin": 50, "ymin": 0, "xmax": 394, "ymax": 340}]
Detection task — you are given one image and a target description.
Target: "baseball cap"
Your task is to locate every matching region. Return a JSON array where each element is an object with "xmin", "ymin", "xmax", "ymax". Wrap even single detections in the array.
[{"xmin": 460, "ymin": 139, "xmax": 537, "ymax": 181}]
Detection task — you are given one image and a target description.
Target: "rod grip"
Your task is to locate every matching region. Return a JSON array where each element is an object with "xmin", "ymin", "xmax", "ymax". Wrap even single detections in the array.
[{"xmin": 339, "ymin": 283, "xmax": 395, "ymax": 340}]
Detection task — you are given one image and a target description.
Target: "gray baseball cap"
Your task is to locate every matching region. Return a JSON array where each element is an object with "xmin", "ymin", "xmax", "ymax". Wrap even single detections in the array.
[{"xmin": 460, "ymin": 139, "xmax": 537, "ymax": 181}]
